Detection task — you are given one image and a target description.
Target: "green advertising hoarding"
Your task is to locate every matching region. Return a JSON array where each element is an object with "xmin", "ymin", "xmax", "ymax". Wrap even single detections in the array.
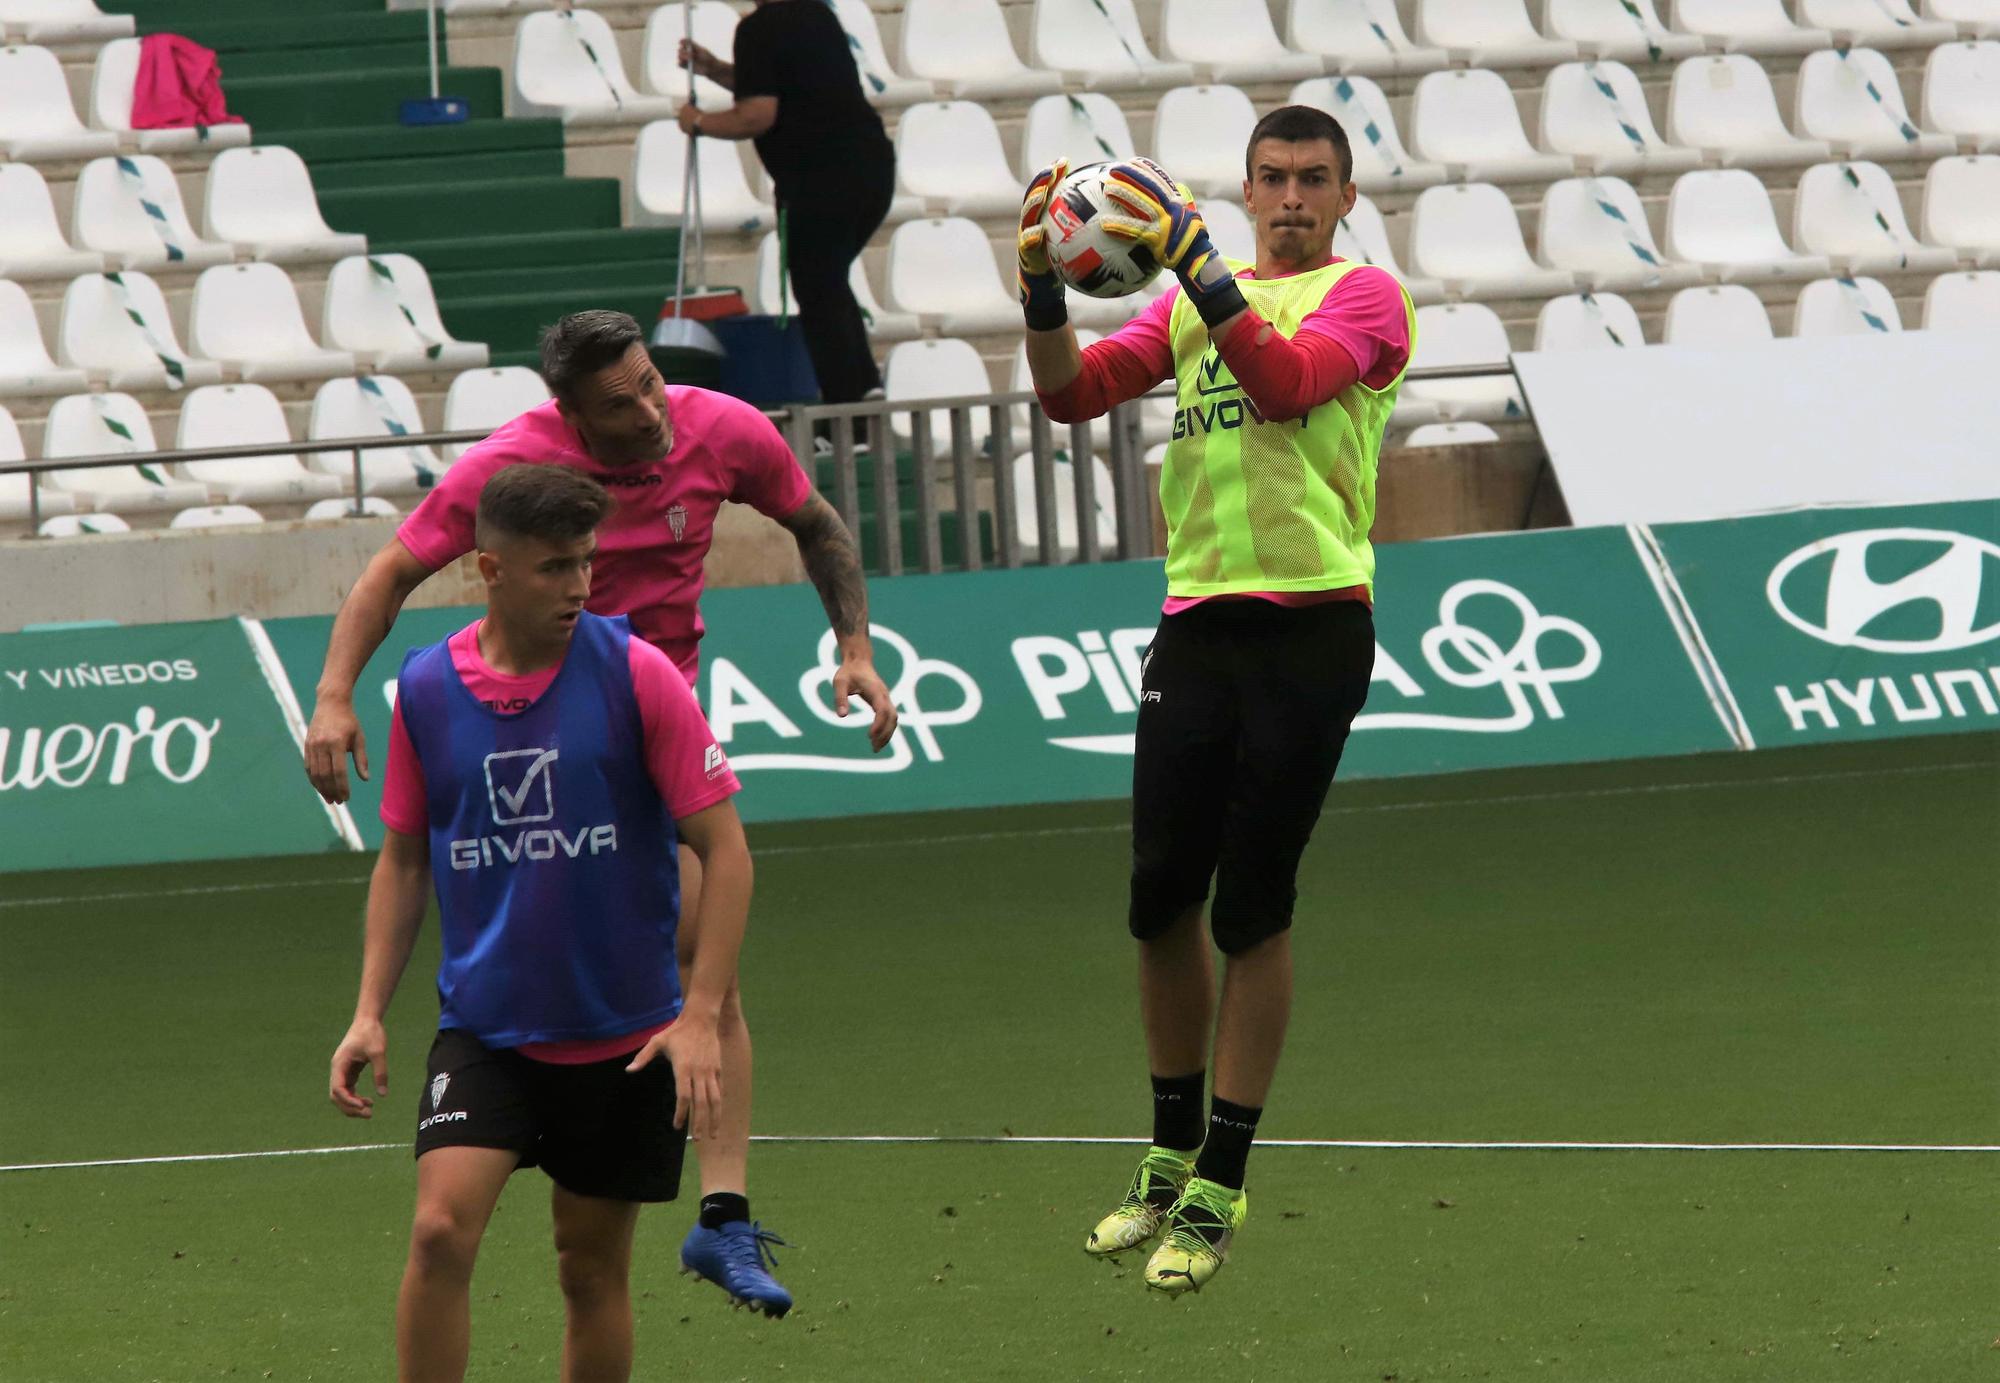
[
  {"xmin": 0, "ymin": 619, "xmax": 346, "ymax": 872},
  {"xmin": 1649, "ymin": 500, "xmax": 2000, "ymax": 748}
]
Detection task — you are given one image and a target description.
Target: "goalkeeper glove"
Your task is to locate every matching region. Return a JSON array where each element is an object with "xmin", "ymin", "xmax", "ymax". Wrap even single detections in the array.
[
  {"xmin": 1099, "ymin": 157, "xmax": 1248, "ymax": 330},
  {"xmin": 1017, "ymin": 159, "xmax": 1070, "ymax": 332}
]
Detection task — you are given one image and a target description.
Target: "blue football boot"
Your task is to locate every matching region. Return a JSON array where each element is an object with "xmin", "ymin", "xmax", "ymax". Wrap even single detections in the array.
[{"xmin": 679, "ymin": 1220, "xmax": 794, "ymax": 1318}]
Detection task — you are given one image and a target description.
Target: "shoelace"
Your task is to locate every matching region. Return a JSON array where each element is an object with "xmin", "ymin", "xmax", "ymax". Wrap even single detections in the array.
[{"xmin": 721, "ymin": 1222, "xmax": 790, "ymax": 1277}]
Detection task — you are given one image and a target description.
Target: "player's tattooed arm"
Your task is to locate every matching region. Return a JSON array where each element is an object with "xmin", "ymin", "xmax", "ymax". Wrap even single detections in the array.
[{"xmin": 781, "ymin": 492, "xmax": 900, "ymax": 752}]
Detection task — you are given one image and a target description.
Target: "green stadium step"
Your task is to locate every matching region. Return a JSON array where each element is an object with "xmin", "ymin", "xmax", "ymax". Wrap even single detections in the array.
[
  {"xmin": 437, "ymin": 287, "xmax": 677, "ymax": 361},
  {"xmin": 426, "ymin": 261, "xmax": 682, "ymax": 302},
  {"xmin": 106, "ymin": 0, "xmax": 380, "ymax": 21},
  {"xmin": 221, "ymin": 43, "xmax": 434, "ymax": 81},
  {"xmin": 309, "ymin": 147, "xmax": 567, "ymax": 192},
  {"xmin": 320, "ymin": 175, "xmax": 623, "ymax": 243},
  {"xmin": 225, "ymin": 67, "xmax": 504, "ymax": 136},
  {"xmin": 144, "ymin": 10, "xmax": 428, "ymax": 51},
  {"xmin": 384, "ymin": 227, "xmax": 682, "ymax": 275},
  {"xmin": 274, "ymin": 118, "xmax": 565, "ymax": 169},
  {"xmin": 856, "ymin": 510, "xmax": 997, "ymax": 574}
]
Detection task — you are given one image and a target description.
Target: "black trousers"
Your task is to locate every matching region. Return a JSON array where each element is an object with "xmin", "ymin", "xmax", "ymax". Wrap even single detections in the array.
[{"xmin": 773, "ymin": 145, "xmax": 897, "ymax": 405}]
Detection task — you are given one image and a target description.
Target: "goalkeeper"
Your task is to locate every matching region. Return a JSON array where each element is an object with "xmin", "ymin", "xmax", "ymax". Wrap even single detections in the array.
[{"xmin": 1019, "ymin": 105, "xmax": 1414, "ymax": 1296}]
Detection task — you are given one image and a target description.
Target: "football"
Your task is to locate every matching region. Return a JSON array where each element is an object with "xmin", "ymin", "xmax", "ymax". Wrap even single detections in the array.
[{"xmin": 1038, "ymin": 161, "xmax": 1163, "ymax": 300}]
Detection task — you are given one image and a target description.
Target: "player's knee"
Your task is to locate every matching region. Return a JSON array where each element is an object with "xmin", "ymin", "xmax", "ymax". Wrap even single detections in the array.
[
  {"xmin": 1207, "ymin": 894, "xmax": 1292, "ymax": 957},
  {"xmin": 556, "ymin": 1243, "xmax": 628, "ymax": 1308},
  {"xmin": 407, "ymin": 1206, "xmax": 482, "ymax": 1281},
  {"xmin": 1129, "ymin": 860, "xmax": 1209, "ymax": 943}
]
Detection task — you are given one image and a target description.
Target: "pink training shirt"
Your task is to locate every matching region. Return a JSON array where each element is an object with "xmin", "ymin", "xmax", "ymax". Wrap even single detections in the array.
[
  {"xmin": 397, "ymin": 391, "xmax": 814, "ymax": 681},
  {"xmin": 380, "ymin": 620, "xmax": 741, "ymax": 1063}
]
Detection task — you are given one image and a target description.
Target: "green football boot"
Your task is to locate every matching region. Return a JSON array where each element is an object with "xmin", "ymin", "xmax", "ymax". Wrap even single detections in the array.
[
  {"xmin": 1143, "ymin": 1176, "xmax": 1246, "ymax": 1295},
  {"xmin": 1084, "ymin": 1146, "xmax": 1197, "ymax": 1257}
]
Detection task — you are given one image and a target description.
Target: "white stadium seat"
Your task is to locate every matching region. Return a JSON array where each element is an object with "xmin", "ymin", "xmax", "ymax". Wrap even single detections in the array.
[
  {"xmin": 631, "ymin": 121, "xmax": 774, "ymax": 233},
  {"xmin": 1537, "ymin": 176, "xmax": 1702, "ymax": 291},
  {"xmin": 1031, "ymin": 0, "xmax": 1198, "ymax": 92},
  {"xmin": 1413, "ymin": 0, "xmax": 1578, "ymax": 68},
  {"xmin": 825, "ymin": 0, "xmax": 935, "ymax": 106},
  {"xmin": 1010, "ymin": 450, "xmax": 1117, "ymax": 560},
  {"xmin": 1662, "ymin": 283, "xmax": 1776, "ymax": 343},
  {"xmin": 1019, "ymin": 93, "xmax": 1138, "ymax": 179},
  {"xmin": 41, "ymin": 512, "xmax": 130, "ymax": 535},
  {"xmin": 1404, "ymin": 303, "xmax": 1527, "ymax": 421},
  {"xmin": 895, "ymin": 101, "xmax": 1021, "ymax": 218},
  {"xmin": 640, "ymin": 3, "xmax": 738, "ymax": 106},
  {"xmin": 1151, "ymin": 85, "xmax": 1260, "ymax": 200},
  {"xmin": 1286, "ymin": 0, "xmax": 1447, "ymax": 76},
  {"xmin": 1539, "ymin": 61, "xmax": 1702, "ymax": 176},
  {"xmin": 512, "ymin": 11, "xmax": 680, "ymax": 125},
  {"xmin": 1291, "ymin": 75, "xmax": 1448, "ymax": 190},
  {"xmin": 0, "ymin": 44, "xmax": 119, "ymax": 161},
  {"xmin": 170, "ymin": 504, "xmax": 266, "ymax": 528},
  {"xmin": 444, "ymin": 365, "xmax": 551, "ymax": 459},
  {"xmin": 321, "ymin": 255, "xmax": 486, "ymax": 374},
  {"xmin": 1402, "ymin": 421, "xmax": 1500, "ymax": 446},
  {"xmin": 202, "ymin": 146, "xmax": 367, "ymax": 264},
  {"xmin": 1410, "ymin": 69, "xmax": 1575, "ymax": 183},
  {"xmin": 1160, "ymin": 0, "xmax": 1322, "ymax": 84},
  {"xmin": 0, "ymin": 403, "xmax": 73, "ymax": 525},
  {"xmin": 1409, "ymin": 182, "xmax": 1578, "ymax": 299},
  {"xmin": 89, "ymin": 39, "xmax": 249, "ymax": 154},
  {"xmin": 1799, "ymin": 0, "xmax": 1957, "ymax": 48},
  {"xmin": 60, "ymin": 271, "xmax": 225, "ymax": 391},
  {"xmin": 1922, "ymin": 269, "xmax": 2000, "ymax": 326},
  {"xmin": 191, "ymin": 263, "xmax": 356, "ymax": 382},
  {"xmin": 1533, "ymin": 290, "xmax": 1647, "ymax": 350},
  {"xmin": 1925, "ymin": 0, "xmax": 2000, "ymax": 40},
  {"xmin": 1922, "ymin": 154, "xmax": 2000, "ymax": 264},
  {"xmin": 174, "ymin": 383, "xmax": 344, "ymax": 504},
  {"xmin": 888, "ymin": 216, "xmax": 1127, "ymax": 334},
  {"xmin": 1795, "ymin": 47, "xmax": 1957, "ymax": 162},
  {"xmin": 0, "ymin": 162, "xmax": 104, "ymax": 280},
  {"xmin": 901, "ymin": 0, "xmax": 1063, "ymax": 101},
  {"xmin": 0, "ymin": 279, "xmax": 89, "ymax": 396},
  {"xmin": 71, "ymin": 155, "xmax": 233, "ymax": 271},
  {"xmin": 1668, "ymin": 55, "xmax": 1835, "ymax": 169},
  {"xmin": 306, "ymin": 496, "xmax": 400, "ymax": 520},
  {"xmin": 1791, "ymin": 275, "xmax": 1904, "ymax": 334},
  {"xmin": 1664, "ymin": 169, "xmax": 1834, "ymax": 282},
  {"xmin": 41, "ymin": 391, "xmax": 208, "ymax": 513},
  {"xmin": 752, "ymin": 232, "xmax": 920, "ymax": 342},
  {"xmin": 1337, "ymin": 192, "xmax": 1445, "ymax": 302},
  {"xmin": 0, "ymin": 0, "xmax": 131, "ymax": 44},
  {"xmin": 1792, "ymin": 160, "xmax": 1960, "ymax": 275},
  {"xmin": 1670, "ymin": 0, "xmax": 1832, "ymax": 56},
  {"xmin": 1204, "ymin": 201, "xmax": 1257, "ymax": 265},
  {"xmin": 308, "ymin": 375, "xmax": 447, "ymax": 497},
  {"xmin": 884, "ymin": 337, "xmax": 994, "ymax": 453},
  {"xmin": 1540, "ymin": 0, "xmax": 1703, "ymax": 63},
  {"xmin": 1924, "ymin": 41, "xmax": 2000, "ymax": 152}
]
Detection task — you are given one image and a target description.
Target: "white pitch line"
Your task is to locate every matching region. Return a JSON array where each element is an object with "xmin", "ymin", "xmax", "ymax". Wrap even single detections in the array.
[
  {"xmin": 5, "ymin": 1134, "xmax": 1995, "ymax": 1173},
  {"xmin": 0, "ymin": 875, "xmax": 372, "ymax": 910}
]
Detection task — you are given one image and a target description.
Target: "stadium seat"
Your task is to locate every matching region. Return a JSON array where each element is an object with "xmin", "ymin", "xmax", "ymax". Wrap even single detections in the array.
[
  {"xmin": 825, "ymin": 0, "xmax": 936, "ymax": 106},
  {"xmin": 1403, "ymin": 303, "xmax": 1527, "ymax": 421},
  {"xmin": 1413, "ymin": 0, "xmax": 1578, "ymax": 68},
  {"xmin": 1030, "ymin": 0, "xmax": 1198, "ymax": 92},
  {"xmin": 0, "ymin": 280, "xmax": 89, "ymax": 396},
  {"xmin": 883, "ymin": 337, "xmax": 994, "ymax": 453},
  {"xmin": 1410, "ymin": 69, "xmax": 1575, "ymax": 183},
  {"xmin": 89, "ymin": 39, "xmax": 249, "ymax": 154},
  {"xmin": 40, "ymin": 511, "xmax": 130, "ymax": 535},
  {"xmin": 1151, "ymin": 85, "xmax": 1261, "ymax": 200},
  {"xmin": 321, "ymin": 255, "xmax": 487, "ymax": 374},
  {"xmin": 1401, "ymin": 420, "xmax": 1501, "ymax": 445},
  {"xmin": 1925, "ymin": 0, "xmax": 2000, "ymax": 39},
  {"xmin": 1663, "ymin": 283, "xmax": 1777, "ymax": 342},
  {"xmin": 71, "ymin": 155, "xmax": 232, "ymax": 272},
  {"xmin": 0, "ymin": 162, "xmax": 103, "ymax": 280},
  {"xmin": 1793, "ymin": 160, "xmax": 1960, "ymax": 275},
  {"xmin": 305, "ymin": 495, "xmax": 400, "ymax": 520},
  {"xmin": 511, "ymin": 11, "xmax": 680, "ymax": 125},
  {"xmin": 1798, "ymin": 0, "xmax": 1957, "ymax": 48},
  {"xmin": 753, "ymin": 230, "xmax": 921, "ymax": 342},
  {"xmin": 1537, "ymin": 176, "xmax": 1702, "ymax": 291},
  {"xmin": 1924, "ymin": 41, "xmax": 2000, "ymax": 152},
  {"xmin": 174, "ymin": 383, "xmax": 344, "ymax": 504},
  {"xmin": 1922, "ymin": 154, "xmax": 2000, "ymax": 264},
  {"xmin": 444, "ymin": 365, "xmax": 552, "ymax": 459},
  {"xmin": 1791, "ymin": 275, "xmax": 1904, "ymax": 334},
  {"xmin": 1539, "ymin": 61, "xmax": 1702, "ymax": 176},
  {"xmin": 640, "ymin": 3, "xmax": 738, "ymax": 106},
  {"xmin": 1664, "ymin": 169, "xmax": 1834, "ymax": 282},
  {"xmin": 902, "ymin": 0, "xmax": 1063, "ymax": 100},
  {"xmin": 1337, "ymin": 193, "xmax": 1445, "ymax": 303},
  {"xmin": 889, "ymin": 217, "xmax": 1127, "ymax": 334},
  {"xmin": 894, "ymin": 101, "xmax": 1021, "ymax": 218},
  {"xmin": 1160, "ymin": 0, "xmax": 1322, "ymax": 84},
  {"xmin": 202, "ymin": 146, "xmax": 367, "ymax": 264},
  {"xmin": 1540, "ymin": 0, "xmax": 1703, "ymax": 62},
  {"xmin": 1010, "ymin": 450, "xmax": 1117, "ymax": 560},
  {"xmin": 631, "ymin": 121, "xmax": 775, "ymax": 233},
  {"xmin": 1795, "ymin": 47, "xmax": 1957, "ymax": 162},
  {"xmin": 1409, "ymin": 183, "xmax": 1578, "ymax": 299},
  {"xmin": 308, "ymin": 375, "xmax": 446, "ymax": 497},
  {"xmin": 1019, "ymin": 92, "xmax": 1139, "ymax": 178},
  {"xmin": 0, "ymin": 403, "xmax": 72, "ymax": 525},
  {"xmin": 190, "ymin": 263, "xmax": 355, "ymax": 383},
  {"xmin": 1533, "ymin": 290, "xmax": 1647, "ymax": 349},
  {"xmin": 1286, "ymin": 0, "xmax": 1447, "ymax": 76},
  {"xmin": 59, "ymin": 271, "xmax": 225, "ymax": 391},
  {"xmin": 1669, "ymin": 0, "xmax": 1831, "ymax": 55},
  {"xmin": 1204, "ymin": 201, "xmax": 1257, "ymax": 264},
  {"xmin": 0, "ymin": 44, "xmax": 118, "ymax": 161},
  {"xmin": 1667, "ymin": 55, "xmax": 1835, "ymax": 168},
  {"xmin": 1290, "ymin": 76, "xmax": 1448, "ymax": 189},
  {"xmin": 0, "ymin": 0, "xmax": 130, "ymax": 43},
  {"xmin": 170, "ymin": 503, "xmax": 266, "ymax": 528},
  {"xmin": 41, "ymin": 391, "xmax": 208, "ymax": 512},
  {"xmin": 1921, "ymin": 268, "xmax": 2000, "ymax": 326}
]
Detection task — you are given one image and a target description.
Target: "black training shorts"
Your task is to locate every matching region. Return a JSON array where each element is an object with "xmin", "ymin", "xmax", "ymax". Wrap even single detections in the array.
[
  {"xmin": 415, "ymin": 1027, "xmax": 687, "ymax": 1203},
  {"xmin": 1129, "ymin": 597, "xmax": 1375, "ymax": 955}
]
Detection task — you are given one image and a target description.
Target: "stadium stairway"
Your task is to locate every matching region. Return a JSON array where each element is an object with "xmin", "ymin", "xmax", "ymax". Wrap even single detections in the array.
[{"xmin": 100, "ymin": 0, "xmax": 686, "ymax": 373}]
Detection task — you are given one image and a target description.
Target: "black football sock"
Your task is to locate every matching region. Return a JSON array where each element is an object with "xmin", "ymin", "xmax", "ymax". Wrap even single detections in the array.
[
  {"xmin": 699, "ymin": 1192, "xmax": 750, "ymax": 1229},
  {"xmin": 1150, "ymin": 1071, "xmax": 1206, "ymax": 1154},
  {"xmin": 1193, "ymin": 1096, "xmax": 1262, "ymax": 1190}
]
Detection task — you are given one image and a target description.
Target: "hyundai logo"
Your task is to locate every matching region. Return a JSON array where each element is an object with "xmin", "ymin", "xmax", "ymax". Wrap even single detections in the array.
[{"xmin": 1766, "ymin": 527, "xmax": 2000, "ymax": 654}]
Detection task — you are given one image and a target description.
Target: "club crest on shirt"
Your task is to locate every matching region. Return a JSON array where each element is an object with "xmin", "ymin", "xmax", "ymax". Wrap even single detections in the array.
[{"xmin": 667, "ymin": 503, "xmax": 688, "ymax": 542}]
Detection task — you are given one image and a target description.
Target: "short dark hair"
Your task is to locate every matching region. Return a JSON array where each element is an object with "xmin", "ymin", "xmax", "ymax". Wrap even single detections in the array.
[
  {"xmin": 1244, "ymin": 105, "xmax": 1352, "ymax": 187},
  {"xmin": 538, "ymin": 309, "xmax": 646, "ymax": 402},
  {"xmin": 475, "ymin": 464, "xmax": 613, "ymax": 549}
]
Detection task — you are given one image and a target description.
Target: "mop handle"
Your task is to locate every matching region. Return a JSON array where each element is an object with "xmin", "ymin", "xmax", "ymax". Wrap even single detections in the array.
[
  {"xmin": 426, "ymin": 0, "xmax": 440, "ymax": 100},
  {"xmin": 672, "ymin": 1, "xmax": 696, "ymax": 311}
]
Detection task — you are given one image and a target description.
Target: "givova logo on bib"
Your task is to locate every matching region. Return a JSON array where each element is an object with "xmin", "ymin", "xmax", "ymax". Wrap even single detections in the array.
[
  {"xmin": 451, "ymin": 747, "xmax": 619, "ymax": 870},
  {"xmin": 483, "ymin": 747, "xmax": 559, "ymax": 824}
]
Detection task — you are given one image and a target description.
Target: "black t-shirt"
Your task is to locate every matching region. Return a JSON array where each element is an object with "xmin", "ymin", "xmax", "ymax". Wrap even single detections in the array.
[{"xmin": 731, "ymin": 0, "xmax": 891, "ymax": 188}]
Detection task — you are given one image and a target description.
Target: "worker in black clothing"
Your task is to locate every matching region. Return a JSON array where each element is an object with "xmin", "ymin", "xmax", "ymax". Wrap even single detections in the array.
[{"xmin": 678, "ymin": 0, "xmax": 897, "ymax": 407}]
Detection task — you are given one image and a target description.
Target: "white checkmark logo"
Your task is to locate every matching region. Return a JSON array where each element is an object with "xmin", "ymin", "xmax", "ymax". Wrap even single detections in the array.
[{"xmin": 483, "ymin": 748, "xmax": 559, "ymax": 824}]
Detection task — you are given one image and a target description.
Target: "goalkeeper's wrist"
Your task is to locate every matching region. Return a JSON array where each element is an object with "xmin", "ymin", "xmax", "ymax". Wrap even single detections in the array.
[
  {"xmin": 1020, "ymin": 272, "xmax": 1068, "ymax": 332},
  {"xmin": 1178, "ymin": 248, "xmax": 1247, "ymax": 330}
]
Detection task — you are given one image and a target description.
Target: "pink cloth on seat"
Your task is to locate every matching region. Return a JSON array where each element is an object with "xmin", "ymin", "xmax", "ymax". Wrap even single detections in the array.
[{"xmin": 132, "ymin": 34, "xmax": 245, "ymax": 131}]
